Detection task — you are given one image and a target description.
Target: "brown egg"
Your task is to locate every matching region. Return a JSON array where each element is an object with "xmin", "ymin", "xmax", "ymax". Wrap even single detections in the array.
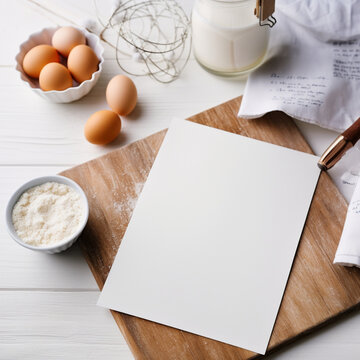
[
  {"xmin": 106, "ymin": 75, "xmax": 137, "ymax": 116},
  {"xmin": 84, "ymin": 110, "xmax": 121, "ymax": 145},
  {"xmin": 39, "ymin": 63, "xmax": 73, "ymax": 91},
  {"xmin": 52, "ymin": 26, "xmax": 86, "ymax": 57},
  {"xmin": 67, "ymin": 45, "xmax": 99, "ymax": 83},
  {"xmin": 22, "ymin": 44, "xmax": 60, "ymax": 78}
]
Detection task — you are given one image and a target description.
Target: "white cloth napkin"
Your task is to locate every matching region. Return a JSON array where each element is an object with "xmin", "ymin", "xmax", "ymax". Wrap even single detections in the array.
[
  {"xmin": 238, "ymin": 0, "xmax": 360, "ymax": 132},
  {"xmin": 334, "ymin": 174, "xmax": 360, "ymax": 268}
]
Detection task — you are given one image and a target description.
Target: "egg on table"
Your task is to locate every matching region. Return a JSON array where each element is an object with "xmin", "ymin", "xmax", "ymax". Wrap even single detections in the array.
[
  {"xmin": 67, "ymin": 44, "xmax": 99, "ymax": 83},
  {"xmin": 106, "ymin": 75, "xmax": 137, "ymax": 116},
  {"xmin": 22, "ymin": 44, "xmax": 60, "ymax": 78},
  {"xmin": 39, "ymin": 63, "xmax": 73, "ymax": 91},
  {"xmin": 84, "ymin": 110, "xmax": 121, "ymax": 145},
  {"xmin": 52, "ymin": 26, "xmax": 86, "ymax": 57}
]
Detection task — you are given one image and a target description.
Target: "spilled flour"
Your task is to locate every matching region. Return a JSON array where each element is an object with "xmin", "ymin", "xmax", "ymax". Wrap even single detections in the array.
[{"xmin": 113, "ymin": 182, "xmax": 144, "ymax": 217}]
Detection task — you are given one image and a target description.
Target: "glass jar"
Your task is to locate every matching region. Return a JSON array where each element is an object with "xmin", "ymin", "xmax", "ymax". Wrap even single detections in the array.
[{"xmin": 192, "ymin": 0, "xmax": 270, "ymax": 76}]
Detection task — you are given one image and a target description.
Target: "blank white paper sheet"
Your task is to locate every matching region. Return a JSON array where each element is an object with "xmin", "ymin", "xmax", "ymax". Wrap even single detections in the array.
[{"xmin": 98, "ymin": 119, "xmax": 320, "ymax": 354}]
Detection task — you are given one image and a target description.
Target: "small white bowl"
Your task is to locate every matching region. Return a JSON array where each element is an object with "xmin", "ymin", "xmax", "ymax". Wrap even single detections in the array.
[
  {"xmin": 5, "ymin": 175, "xmax": 89, "ymax": 254},
  {"xmin": 15, "ymin": 26, "xmax": 104, "ymax": 103}
]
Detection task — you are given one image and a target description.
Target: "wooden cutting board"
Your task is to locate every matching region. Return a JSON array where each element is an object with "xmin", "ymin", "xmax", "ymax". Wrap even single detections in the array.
[{"xmin": 61, "ymin": 97, "xmax": 360, "ymax": 359}]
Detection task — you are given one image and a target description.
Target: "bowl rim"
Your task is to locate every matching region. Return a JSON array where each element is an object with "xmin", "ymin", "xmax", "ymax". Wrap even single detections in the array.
[
  {"xmin": 5, "ymin": 175, "xmax": 89, "ymax": 252},
  {"xmin": 15, "ymin": 26, "xmax": 104, "ymax": 95}
]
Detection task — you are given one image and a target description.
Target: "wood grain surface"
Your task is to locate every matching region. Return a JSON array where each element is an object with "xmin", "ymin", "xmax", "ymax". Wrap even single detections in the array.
[{"xmin": 61, "ymin": 96, "xmax": 360, "ymax": 359}]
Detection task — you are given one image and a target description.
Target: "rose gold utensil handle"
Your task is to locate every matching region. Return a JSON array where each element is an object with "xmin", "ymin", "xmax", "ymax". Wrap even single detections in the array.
[{"xmin": 318, "ymin": 117, "xmax": 360, "ymax": 171}]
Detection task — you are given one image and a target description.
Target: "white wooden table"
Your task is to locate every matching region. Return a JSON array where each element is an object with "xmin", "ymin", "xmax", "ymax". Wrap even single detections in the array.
[{"xmin": 1, "ymin": 1, "xmax": 360, "ymax": 359}]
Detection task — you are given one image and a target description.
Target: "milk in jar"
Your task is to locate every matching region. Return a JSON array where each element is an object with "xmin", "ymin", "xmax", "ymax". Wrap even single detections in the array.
[{"xmin": 192, "ymin": 0, "xmax": 270, "ymax": 75}]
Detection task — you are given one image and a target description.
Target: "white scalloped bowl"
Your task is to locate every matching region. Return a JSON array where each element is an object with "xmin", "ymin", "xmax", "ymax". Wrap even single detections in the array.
[
  {"xmin": 15, "ymin": 27, "xmax": 104, "ymax": 103},
  {"xmin": 5, "ymin": 175, "xmax": 89, "ymax": 254}
]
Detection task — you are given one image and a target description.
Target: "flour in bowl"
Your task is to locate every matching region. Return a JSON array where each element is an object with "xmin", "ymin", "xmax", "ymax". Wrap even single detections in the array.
[{"xmin": 12, "ymin": 182, "xmax": 84, "ymax": 247}]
